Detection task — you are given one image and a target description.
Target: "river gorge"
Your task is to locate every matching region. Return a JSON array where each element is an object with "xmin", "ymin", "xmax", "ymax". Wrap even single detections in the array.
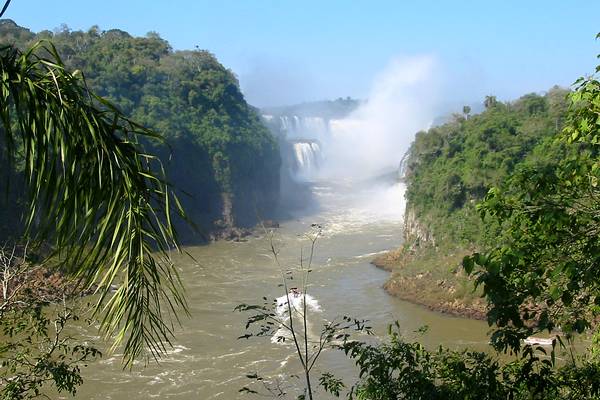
[{"xmin": 75, "ymin": 179, "xmax": 490, "ymax": 399}]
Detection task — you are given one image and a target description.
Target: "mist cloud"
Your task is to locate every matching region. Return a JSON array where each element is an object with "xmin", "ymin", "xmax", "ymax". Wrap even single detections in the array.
[{"xmin": 321, "ymin": 55, "xmax": 441, "ymax": 180}]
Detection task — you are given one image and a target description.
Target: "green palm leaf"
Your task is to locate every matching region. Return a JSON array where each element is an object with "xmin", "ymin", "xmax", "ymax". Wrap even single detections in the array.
[{"xmin": 0, "ymin": 40, "xmax": 187, "ymax": 366}]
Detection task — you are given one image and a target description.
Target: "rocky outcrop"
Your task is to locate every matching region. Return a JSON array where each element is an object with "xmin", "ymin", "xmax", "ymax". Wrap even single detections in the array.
[
  {"xmin": 403, "ymin": 207, "xmax": 435, "ymax": 248},
  {"xmin": 208, "ymin": 192, "xmax": 278, "ymax": 242},
  {"xmin": 384, "ymin": 274, "xmax": 487, "ymax": 320},
  {"xmin": 372, "ymin": 204, "xmax": 487, "ymax": 320},
  {"xmin": 219, "ymin": 192, "xmax": 234, "ymax": 230}
]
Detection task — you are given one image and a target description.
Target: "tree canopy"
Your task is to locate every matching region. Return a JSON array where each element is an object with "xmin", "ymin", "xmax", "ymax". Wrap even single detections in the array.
[
  {"xmin": 404, "ymin": 87, "xmax": 570, "ymax": 247},
  {"xmin": 464, "ymin": 61, "xmax": 600, "ymax": 355},
  {"xmin": 0, "ymin": 20, "xmax": 281, "ymax": 239}
]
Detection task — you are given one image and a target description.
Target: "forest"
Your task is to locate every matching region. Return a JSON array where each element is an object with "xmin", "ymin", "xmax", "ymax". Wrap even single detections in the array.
[
  {"xmin": 0, "ymin": 19, "xmax": 281, "ymax": 242},
  {"xmin": 367, "ymin": 68, "xmax": 600, "ymax": 398}
]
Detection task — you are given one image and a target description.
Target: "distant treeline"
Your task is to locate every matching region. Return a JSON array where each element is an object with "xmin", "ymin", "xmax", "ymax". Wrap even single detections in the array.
[
  {"xmin": 0, "ymin": 19, "xmax": 281, "ymax": 241},
  {"xmin": 262, "ymin": 97, "xmax": 360, "ymax": 119}
]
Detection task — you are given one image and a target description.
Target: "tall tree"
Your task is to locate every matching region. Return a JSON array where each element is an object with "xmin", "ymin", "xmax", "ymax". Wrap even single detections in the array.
[
  {"xmin": 462, "ymin": 105, "xmax": 471, "ymax": 119},
  {"xmin": 484, "ymin": 95, "xmax": 497, "ymax": 109}
]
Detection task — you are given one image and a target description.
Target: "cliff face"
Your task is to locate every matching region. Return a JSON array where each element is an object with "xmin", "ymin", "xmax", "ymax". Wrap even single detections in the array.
[
  {"xmin": 402, "ymin": 208, "xmax": 435, "ymax": 248},
  {"xmin": 375, "ymin": 204, "xmax": 487, "ymax": 319}
]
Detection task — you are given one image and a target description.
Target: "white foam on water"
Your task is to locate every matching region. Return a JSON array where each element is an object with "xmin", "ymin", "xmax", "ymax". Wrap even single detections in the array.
[
  {"xmin": 353, "ymin": 250, "xmax": 389, "ymax": 259},
  {"xmin": 308, "ymin": 181, "xmax": 407, "ymax": 236},
  {"xmin": 275, "ymin": 292, "xmax": 321, "ymax": 315},
  {"xmin": 271, "ymin": 292, "xmax": 322, "ymax": 345}
]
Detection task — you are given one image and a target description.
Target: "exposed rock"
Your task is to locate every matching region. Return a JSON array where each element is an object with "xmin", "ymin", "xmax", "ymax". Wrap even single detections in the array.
[
  {"xmin": 403, "ymin": 207, "xmax": 435, "ymax": 248},
  {"xmin": 383, "ymin": 277, "xmax": 487, "ymax": 320},
  {"xmin": 372, "ymin": 206, "xmax": 486, "ymax": 320}
]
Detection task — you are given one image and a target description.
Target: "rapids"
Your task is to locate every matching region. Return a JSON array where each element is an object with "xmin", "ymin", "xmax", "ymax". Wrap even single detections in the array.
[{"xmin": 75, "ymin": 180, "xmax": 490, "ymax": 399}]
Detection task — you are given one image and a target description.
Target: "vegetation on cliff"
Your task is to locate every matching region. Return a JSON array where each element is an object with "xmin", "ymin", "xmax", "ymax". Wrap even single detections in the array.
[
  {"xmin": 464, "ymin": 65, "xmax": 600, "ymax": 354},
  {"xmin": 378, "ymin": 87, "xmax": 571, "ymax": 316},
  {"xmin": 370, "ymin": 36, "xmax": 600, "ymax": 398},
  {"xmin": 405, "ymin": 88, "xmax": 569, "ymax": 246},
  {"xmin": 0, "ymin": 19, "xmax": 281, "ymax": 241}
]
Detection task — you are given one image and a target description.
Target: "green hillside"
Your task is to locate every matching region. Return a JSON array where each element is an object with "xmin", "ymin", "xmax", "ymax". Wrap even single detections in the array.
[
  {"xmin": 0, "ymin": 20, "xmax": 281, "ymax": 241},
  {"xmin": 376, "ymin": 88, "xmax": 571, "ymax": 315}
]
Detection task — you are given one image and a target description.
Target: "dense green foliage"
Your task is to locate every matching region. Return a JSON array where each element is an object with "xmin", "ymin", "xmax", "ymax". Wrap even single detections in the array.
[
  {"xmin": 374, "ymin": 38, "xmax": 600, "ymax": 400},
  {"xmin": 381, "ymin": 88, "xmax": 572, "ymax": 317},
  {"xmin": 331, "ymin": 324, "xmax": 600, "ymax": 400},
  {"xmin": 1, "ymin": 303, "xmax": 100, "ymax": 399},
  {"xmin": 404, "ymin": 87, "xmax": 569, "ymax": 246},
  {"xmin": 464, "ymin": 54, "xmax": 600, "ymax": 355},
  {"xmin": 0, "ymin": 20, "xmax": 280, "ymax": 238}
]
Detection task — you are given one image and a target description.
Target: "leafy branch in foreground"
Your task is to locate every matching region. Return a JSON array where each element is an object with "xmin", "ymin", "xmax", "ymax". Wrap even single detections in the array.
[
  {"xmin": 0, "ymin": 301, "xmax": 101, "ymax": 400},
  {"xmin": 334, "ymin": 323, "xmax": 600, "ymax": 400},
  {"xmin": 0, "ymin": 40, "xmax": 187, "ymax": 366},
  {"xmin": 462, "ymin": 56, "xmax": 600, "ymax": 356},
  {"xmin": 0, "ymin": 241, "xmax": 102, "ymax": 398},
  {"xmin": 236, "ymin": 227, "xmax": 371, "ymax": 399}
]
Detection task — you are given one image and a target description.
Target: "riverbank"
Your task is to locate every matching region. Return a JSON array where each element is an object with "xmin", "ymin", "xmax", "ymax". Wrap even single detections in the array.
[
  {"xmin": 372, "ymin": 244, "xmax": 487, "ymax": 320},
  {"xmin": 3, "ymin": 263, "xmax": 94, "ymax": 307}
]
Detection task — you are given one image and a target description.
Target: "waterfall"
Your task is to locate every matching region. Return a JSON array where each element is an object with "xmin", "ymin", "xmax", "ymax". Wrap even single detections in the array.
[
  {"xmin": 292, "ymin": 141, "xmax": 321, "ymax": 180},
  {"xmin": 302, "ymin": 117, "xmax": 328, "ymax": 135},
  {"xmin": 279, "ymin": 115, "xmax": 329, "ymax": 139},
  {"xmin": 397, "ymin": 150, "xmax": 410, "ymax": 180}
]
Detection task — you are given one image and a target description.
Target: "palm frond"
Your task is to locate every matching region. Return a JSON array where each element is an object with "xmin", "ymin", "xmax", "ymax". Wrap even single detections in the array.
[{"xmin": 0, "ymin": 41, "xmax": 188, "ymax": 366}]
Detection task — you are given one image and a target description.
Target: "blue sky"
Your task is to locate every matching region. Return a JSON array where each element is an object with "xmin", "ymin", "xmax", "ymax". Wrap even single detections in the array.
[{"xmin": 5, "ymin": 1, "xmax": 600, "ymax": 107}]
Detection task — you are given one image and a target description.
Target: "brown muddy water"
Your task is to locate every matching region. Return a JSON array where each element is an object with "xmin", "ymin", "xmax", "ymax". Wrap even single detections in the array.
[{"xmin": 75, "ymin": 181, "xmax": 491, "ymax": 399}]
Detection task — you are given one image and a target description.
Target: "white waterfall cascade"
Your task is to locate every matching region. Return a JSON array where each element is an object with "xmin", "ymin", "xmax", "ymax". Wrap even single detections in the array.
[
  {"xmin": 397, "ymin": 150, "xmax": 410, "ymax": 180},
  {"xmin": 279, "ymin": 115, "xmax": 329, "ymax": 139},
  {"xmin": 292, "ymin": 141, "xmax": 322, "ymax": 180}
]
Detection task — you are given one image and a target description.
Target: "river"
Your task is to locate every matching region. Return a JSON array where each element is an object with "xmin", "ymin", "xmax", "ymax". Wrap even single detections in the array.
[{"xmin": 75, "ymin": 180, "xmax": 490, "ymax": 399}]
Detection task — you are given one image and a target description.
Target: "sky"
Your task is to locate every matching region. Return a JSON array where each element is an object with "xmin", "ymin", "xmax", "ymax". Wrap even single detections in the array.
[{"xmin": 4, "ymin": 1, "xmax": 600, "ymax": 108}]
